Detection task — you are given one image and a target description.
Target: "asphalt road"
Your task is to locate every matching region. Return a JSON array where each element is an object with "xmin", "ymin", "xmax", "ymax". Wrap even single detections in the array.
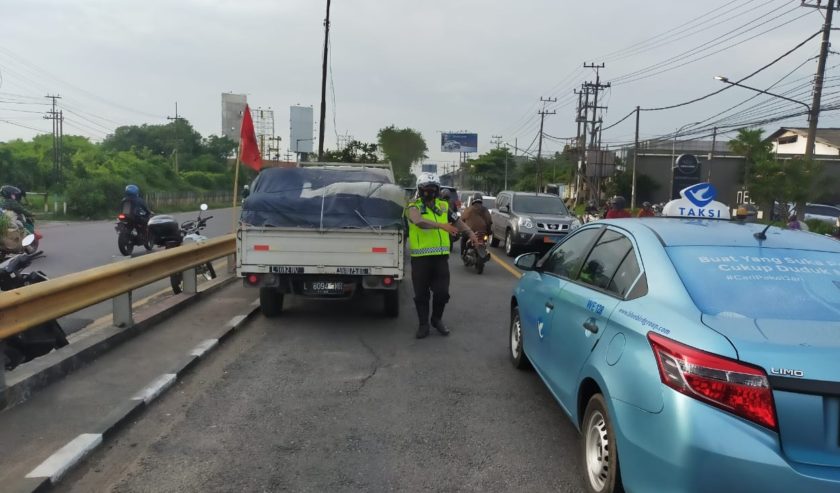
[
  {"xmin": 34, "ymin": 207, "xmax": 235, "ymax": 334},
  {"xmin": 58, "ymin": 247, "xmax": 585, "ymax": 492}
]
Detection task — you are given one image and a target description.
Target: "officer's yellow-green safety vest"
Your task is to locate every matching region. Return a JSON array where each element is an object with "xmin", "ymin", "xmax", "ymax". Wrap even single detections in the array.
[{"xmin": 407, "ymin": 198, "xmax": 451, "ymax": 257}]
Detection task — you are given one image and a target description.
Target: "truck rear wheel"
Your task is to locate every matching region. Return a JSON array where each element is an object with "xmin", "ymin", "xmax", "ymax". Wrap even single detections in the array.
[
  {"xmin": 384, "ymin": 289, "xmax": 399, "ymax": 318},
  {"xmin": 260, "ymin": 287, "xmax": 284, "ymax": 317}
]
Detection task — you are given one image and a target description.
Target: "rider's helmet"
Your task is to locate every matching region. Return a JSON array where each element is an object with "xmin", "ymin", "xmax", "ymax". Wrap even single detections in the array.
[
  {"xmin": 125, "ymin": 184, "xmax": 140, "ymax": 197},
  {"xmin": 0, "ymin": 185, "xmax": 21, "ymax": 201},
  {"xmin": 416, "ymin": 172, "xmax": 441, "ymax": 200},
  {"xmin": 610, "ymin": 196, "xmax": 627, "ymax": 210},
  {"xmin": 642, "ymin": 201, "xmax": 652, "ymax": 209},
  {"xmin": 471, "ymin": 192, "xmax": 483, "ymax": 205}
]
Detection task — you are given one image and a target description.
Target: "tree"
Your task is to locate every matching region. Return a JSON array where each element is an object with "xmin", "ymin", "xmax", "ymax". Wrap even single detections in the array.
[
  {"xmin": 728, "ymin": 128, "xmax": 773, "ymax": 188},
  {"xmin": 603, "ymin": 171, "xmax": 660, "ymax": 204},
  {"xmin": 377, "ymin": 126, "xmax": 428, "ymax": 186},
  {"xmin": 322, "ymin": 140, "xmax": 380, "ymax": 164},
  {"xmin": 749, "ymin": 157, "xmax": 823, "ymax": 221},
  {"xmin": 465, "ymin": 148, "xmax": 514, "ymax": 194}
]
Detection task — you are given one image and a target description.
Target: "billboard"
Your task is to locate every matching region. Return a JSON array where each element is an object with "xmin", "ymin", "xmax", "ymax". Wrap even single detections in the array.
[
  {"xmin": 441, "ymin": 133, "xmax": 478, "ymax": 153},
  {"xmin": 421, "ymin": 163, "xmax": 438, "ymax": 174},
  {"xmin": 290, "ymin": 106, "xmax": 314, "ymax": 153},
  {"xmin": 221, "ymin": 93, "xmax": 247, "ymax": 143}
]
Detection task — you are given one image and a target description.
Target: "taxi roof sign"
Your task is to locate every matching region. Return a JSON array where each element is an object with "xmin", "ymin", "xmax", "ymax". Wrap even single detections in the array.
[{"xmin": 662, "ymin": 183, "xmax": 731, "ymax": 220}]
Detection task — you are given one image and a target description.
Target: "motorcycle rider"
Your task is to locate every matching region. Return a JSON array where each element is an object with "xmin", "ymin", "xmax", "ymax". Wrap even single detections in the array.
[
  {"xmin": 121, "ymin": 184, "xmax": 152, "ymax": 228},
  {"xmin": 637, "ymin": 201, "xmax": 656, "ymax": 218},
  {"xmin": 406, "ymin": 173, "xmax": 478, "ymax": 339},
  {"xmin": 459, "ymin": 193, "xmax": 492, "ymax": 255},
  {"xmin": 605, "ymin": 196, "xmax": 632, "ymax": 219},
  {"xmin": 0, "ymin": 185, "xmax": 35, "ymax": 233}
]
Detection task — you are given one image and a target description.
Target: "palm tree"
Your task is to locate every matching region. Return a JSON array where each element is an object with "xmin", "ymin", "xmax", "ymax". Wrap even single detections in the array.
[{"xmin": 728, "ymin": 128, "xmax": 773, "ymax": 189}]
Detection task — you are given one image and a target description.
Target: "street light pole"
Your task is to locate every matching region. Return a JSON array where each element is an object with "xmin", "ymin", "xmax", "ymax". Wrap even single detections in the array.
[{"xmin": 714, "ymin": 76, "xmax": 811, "ymax": 113}]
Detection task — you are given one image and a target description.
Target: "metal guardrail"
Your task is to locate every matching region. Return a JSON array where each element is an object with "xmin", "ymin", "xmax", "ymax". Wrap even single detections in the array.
[{"xmin": 0, "ymin": 234, "xmax": 235, "ymax": 339}]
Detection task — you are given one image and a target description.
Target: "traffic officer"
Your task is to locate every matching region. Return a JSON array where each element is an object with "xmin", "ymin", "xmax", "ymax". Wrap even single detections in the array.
[{"xmin": 406, "ymin": 173, "xmax": 478, "ymax": 339}]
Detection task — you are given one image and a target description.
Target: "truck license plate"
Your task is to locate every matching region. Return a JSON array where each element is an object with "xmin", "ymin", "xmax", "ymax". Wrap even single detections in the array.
[
  {"xmin": 307, "ymin": 282, "xmax": 344, "ymax": 294},
  {"xmin": 271, "ymin": 266, "xmax": 304, "ymax": 274},
  {"xmin": 336, "ymin": 267, "xmax": 370, "ymax": 275}
]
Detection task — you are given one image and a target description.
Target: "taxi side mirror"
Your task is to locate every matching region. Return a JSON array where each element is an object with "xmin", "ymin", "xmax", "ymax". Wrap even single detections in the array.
[{"xmin": 514, "ymin": 252, "xmax": 539, "ymax": 271}]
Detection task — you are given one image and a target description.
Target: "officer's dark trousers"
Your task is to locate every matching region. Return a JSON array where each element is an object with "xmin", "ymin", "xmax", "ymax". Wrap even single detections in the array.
[{"xmin": 411, "ymin": 255, "xmax": 451, "ymax": 325}]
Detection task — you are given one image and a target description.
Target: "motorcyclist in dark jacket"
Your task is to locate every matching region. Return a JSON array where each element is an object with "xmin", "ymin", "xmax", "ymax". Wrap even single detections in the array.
[
  {"xmin": 121, "ymin": 184, "xmax": 152, "ymax": 226},
  {"xmin": 0, "ymin": 185, "xmax": 35, "ymax": 233}
]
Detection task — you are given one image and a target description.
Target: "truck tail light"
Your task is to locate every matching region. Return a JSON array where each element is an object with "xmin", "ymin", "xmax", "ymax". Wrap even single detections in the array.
[
  {"xmin": 246, "ymin": 274, "xmax": 261, "ymax": 286},
  {"xmin": 647, "ymin": 332, "xmax": 777, "ymax": 430},
  {"xmin": 383, "ymin": 276, "xmax": 394, "ymax": 287}
]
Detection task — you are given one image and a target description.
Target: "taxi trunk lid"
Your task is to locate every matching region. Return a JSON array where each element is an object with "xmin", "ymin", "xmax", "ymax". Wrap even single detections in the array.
[{"xmin": 702, "ymin": 315, "xmax": 840, "ymax": 467}]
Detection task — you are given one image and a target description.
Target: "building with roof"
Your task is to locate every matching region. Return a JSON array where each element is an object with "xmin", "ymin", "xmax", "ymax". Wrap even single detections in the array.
[{"xmin": 767, "ymin": 127, "xmax": 840, "ymax": 156}]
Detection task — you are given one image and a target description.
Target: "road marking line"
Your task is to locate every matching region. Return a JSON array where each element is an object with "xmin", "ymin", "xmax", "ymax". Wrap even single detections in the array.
[
  {"xmin": 26, "ymin": 433, "xmax": 102, "ymax": 481},
  {"xmin": 491, "ymin": 254, "xmax": 523, "ymax": 279},
  {"xmin": 131, "ymin": 374, "xmax": 176, "ymax": 404},
  {"xmin": 190, "ymin": 338, "xmax": 219, "ymax": 357}
]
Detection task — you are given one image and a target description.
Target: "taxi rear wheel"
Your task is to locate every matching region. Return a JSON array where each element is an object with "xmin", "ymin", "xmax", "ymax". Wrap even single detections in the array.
[
  {"xmin": 509, "ymin": 306, "xmax": 531, "ymax": 370},
  {"xmin": 581, "ymin": 394, "xmax": 623, "ymax": 493}
]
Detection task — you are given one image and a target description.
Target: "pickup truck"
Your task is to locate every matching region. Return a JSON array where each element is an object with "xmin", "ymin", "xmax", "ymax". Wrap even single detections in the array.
[{"xmin": 237, "ymin": 162, "xmax": 405, "ymax": 317}]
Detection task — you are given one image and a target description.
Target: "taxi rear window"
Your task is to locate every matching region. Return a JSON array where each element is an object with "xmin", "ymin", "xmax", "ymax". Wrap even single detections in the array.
[{"xmin": 667, "ymin": 246, "xmax": 840, "ymax": 321}]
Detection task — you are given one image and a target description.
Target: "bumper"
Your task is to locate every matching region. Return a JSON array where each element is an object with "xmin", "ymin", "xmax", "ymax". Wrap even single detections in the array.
[
  {"xmin": 613, "ymin": 391, "xmax": 840, "ymax": 493},
  {"xmin": 513, "ymin": 230, "xmax": 568, "ymax": 247}
]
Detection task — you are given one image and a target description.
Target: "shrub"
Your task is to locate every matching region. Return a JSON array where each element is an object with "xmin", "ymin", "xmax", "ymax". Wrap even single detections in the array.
[{"xmin": 805, "ymin": 219, "xmax": 835, "ymax": 235}]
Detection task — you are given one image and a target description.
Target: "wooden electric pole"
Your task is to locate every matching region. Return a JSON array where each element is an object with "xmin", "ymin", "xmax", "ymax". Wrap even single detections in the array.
[{"xmin": 318, "ymin": 0, "xmax": 332, "ymax": 161}]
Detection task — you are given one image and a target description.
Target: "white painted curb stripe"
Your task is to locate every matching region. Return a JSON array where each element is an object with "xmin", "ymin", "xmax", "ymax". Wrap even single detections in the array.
[
  {"xmin": 190, "ymin": 338, "xmax": 219, "ymax": 357},
  {"xmin": 131, "ymin": 374, "xmax": 176, "ymax": 404},
  {"xmin": 227, "ymin": 314, "xmax": 246, "ymax": 328},
  {"xmin": 26, "ymin": 433, "xmax": 102, "ymax": 481}
]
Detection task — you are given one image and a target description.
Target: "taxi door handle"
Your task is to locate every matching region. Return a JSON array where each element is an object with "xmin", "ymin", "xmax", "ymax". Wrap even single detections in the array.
[
  {"xmin": 545, "ymin": 302, "xmax": 555, "ymax": 310},
  {"xmin": 583, "ymin": 318, "xmax": 599, "ymax": 334}
]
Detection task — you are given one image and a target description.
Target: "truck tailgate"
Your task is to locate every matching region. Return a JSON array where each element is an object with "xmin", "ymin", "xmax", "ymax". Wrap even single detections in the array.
[{"xmin": 238, "ymin": 227, "xmax": 403, "ymax": 273}]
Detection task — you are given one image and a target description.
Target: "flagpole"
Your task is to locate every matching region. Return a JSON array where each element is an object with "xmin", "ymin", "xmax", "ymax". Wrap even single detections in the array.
[{"xmin": 232, "ymin": 140, "xmax": 242, "ymax": 235}]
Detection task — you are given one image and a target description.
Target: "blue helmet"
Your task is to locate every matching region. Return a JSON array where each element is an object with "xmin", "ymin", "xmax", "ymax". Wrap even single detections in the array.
[{"xmin": 125, "ymin": 184, "xmax": 140, "ymax": 197}]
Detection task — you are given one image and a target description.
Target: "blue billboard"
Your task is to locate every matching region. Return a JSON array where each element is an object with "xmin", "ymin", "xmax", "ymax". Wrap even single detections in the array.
[
  {"xmin": 421, "ymin": 163, "xmax": 438, "ymax": 174},
  {"xmin": 441, "ymin": 133, "xmax": 478, "ymax": 153}
]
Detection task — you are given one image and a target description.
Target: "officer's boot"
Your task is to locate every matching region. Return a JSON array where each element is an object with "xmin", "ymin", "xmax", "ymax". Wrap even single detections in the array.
[
  {"xmin": 414, "ymin": 298, "xmax": 430, "ymax": 339},
  {"xmin": 431, "ymin": 300, "xmax": 450, "ymax": 336}
]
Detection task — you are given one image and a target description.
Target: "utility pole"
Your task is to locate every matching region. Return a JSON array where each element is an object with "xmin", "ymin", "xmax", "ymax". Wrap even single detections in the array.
[
  {"xmin": 708, "ymin": 126, "xmax": 717, "ymax": 182},
  {"xmin": 318, "ymin": 0, "xmax": 332, "ymax": 161},
  {"xmin": 583, "ymin": 63, "xmax": 610, "ymax": 203},
  {"xmin": 167, "ymin": 102, "xmax": 185, "ymax": 174},
  {"xmin": 631, "ymin": 106, "xmax": 640, "ymax": 210},
  {"xmin": 44, "ymin": 94, "xmax": 62, "ymax": 178},
  {"xmin": 537, "ymin": 97, "xmax": 557, "ymax": 193},
  {"xmin": 491, "ymin": 135, "xmax": 503, "ymax": 149},
  {"xmin": 795, "ymin": 0, "xmax": 837, "ymax": 218}
]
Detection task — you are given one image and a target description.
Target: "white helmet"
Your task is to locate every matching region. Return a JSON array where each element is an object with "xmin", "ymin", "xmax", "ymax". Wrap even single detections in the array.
[{"xmin": 416, "ymin": 172, "xmax": 441, "ymax": 189}]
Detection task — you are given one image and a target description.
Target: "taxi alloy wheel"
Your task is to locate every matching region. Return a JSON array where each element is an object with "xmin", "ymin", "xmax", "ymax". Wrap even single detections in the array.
[
  {"xmin": 581, "ymin": 394, "xmax": 623, "ymax": 493},
  {"xmin": 509, "ymin": 306, "xmax": 531, "ymax": 370}
]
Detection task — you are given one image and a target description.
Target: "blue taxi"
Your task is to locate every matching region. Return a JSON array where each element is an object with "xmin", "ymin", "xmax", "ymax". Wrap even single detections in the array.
[{"xmin": 509, "ymin": 217, "xmax": 840, "ymax": 493}]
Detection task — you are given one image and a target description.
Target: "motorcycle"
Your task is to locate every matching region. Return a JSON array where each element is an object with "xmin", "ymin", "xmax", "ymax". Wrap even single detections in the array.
[
  {"xmin": 115, "ymin": 205, "xmax": 153, "ymax": 256},
  {"xmin": 461, "ymin": 231, "xmax": 491, "ymax": 274},
  {"xmin": 1, "ymin": 235, "xmax": 69, "ymax": 370},
  {"xmin": 147, "ymin": 204, "xmax": 216, "ymax": 294}
]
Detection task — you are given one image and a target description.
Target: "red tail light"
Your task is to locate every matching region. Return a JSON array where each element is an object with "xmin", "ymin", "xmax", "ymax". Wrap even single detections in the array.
[
  {"xmin": 648, "ymin": 332, "xmax": 777, "ymax": 430},
  {"xmin": 382, "ymin": 276, "xmax": 394, "ymax": 287},
  {"xmin": 118, "ymin": 213, "xmax": 127, "ymax": 220},
  {"xmin": 246, "ymin": 274, "xmax": 260, "ymax": 286}
]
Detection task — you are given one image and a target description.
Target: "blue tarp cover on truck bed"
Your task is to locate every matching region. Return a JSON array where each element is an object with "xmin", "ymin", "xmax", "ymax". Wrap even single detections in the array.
[{"xmin": 241, "ymin": 167, "xmax": 405, "ymax": 229}]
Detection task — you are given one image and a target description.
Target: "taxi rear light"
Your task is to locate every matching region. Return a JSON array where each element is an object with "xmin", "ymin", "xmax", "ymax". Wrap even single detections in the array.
[
  {"xmin": 647, "ymin": 332, "xmax": 777, "ymax": 430},
  {"xmin": 246, "ymin": 274, "xmax": 260, "ymax": 286}
]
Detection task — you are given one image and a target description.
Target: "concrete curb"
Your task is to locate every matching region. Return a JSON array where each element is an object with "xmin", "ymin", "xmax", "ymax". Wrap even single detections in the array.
[
  {"xmin": 3, "ymin": 274, "xmax": 237, "ymax": 411},
  {"xmin": 11, "ymin": 299, "xmax": 261, "ymax": 493}
]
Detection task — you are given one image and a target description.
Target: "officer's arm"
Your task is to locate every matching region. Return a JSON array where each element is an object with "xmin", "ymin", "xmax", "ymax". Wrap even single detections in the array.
[{"xmin": 407, "ymin": 206, "xmax": 447, "ymax": 230}]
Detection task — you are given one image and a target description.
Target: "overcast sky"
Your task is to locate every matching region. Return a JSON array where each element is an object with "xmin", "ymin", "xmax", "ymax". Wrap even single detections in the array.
[{"xmin": 0, "ymin": 0, "xmax": 834, "ymax": 166}]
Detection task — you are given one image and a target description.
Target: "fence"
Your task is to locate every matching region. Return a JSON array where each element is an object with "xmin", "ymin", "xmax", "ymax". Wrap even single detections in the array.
[{"xmin": 146, "ymin": 191, "xmax": 234, "ymax": 209}]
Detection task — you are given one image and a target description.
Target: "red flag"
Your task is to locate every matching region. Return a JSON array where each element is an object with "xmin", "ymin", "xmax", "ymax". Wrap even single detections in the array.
[{"xmin": 239, "ymin": 104, "xmax": 262, "ymax": 172}]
